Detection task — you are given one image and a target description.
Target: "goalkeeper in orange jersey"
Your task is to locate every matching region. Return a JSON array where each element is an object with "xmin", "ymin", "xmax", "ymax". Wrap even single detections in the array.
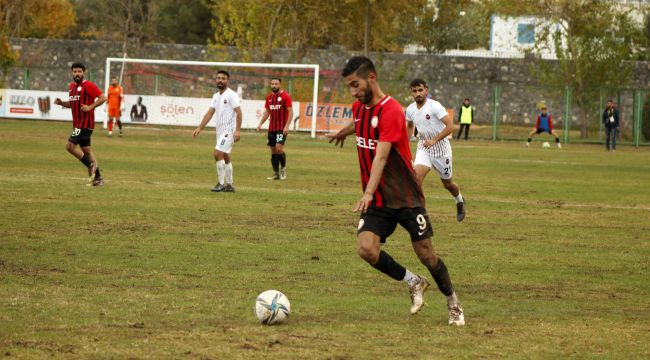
[{"xmin": 106, "ymin": 77, "xmax": 124, "ymax": 137}]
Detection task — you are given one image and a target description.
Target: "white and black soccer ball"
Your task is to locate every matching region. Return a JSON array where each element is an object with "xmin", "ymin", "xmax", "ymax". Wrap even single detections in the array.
[
  {"xmin": 255, "ymin": 290, "xmax": 290, "ymax": 325},
  {"xmin": 542, "ymin": 141, "xmax": 551, "ymax": 149}
]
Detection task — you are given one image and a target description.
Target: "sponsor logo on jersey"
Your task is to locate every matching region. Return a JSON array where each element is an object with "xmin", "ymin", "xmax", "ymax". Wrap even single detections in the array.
[
  {"xmin": 269, "ymin": 105, "xmax": 282, "ymax": 110},
  {"xmin": 356, "ymin": 136, "xmax": 377, "ymax": 149}
]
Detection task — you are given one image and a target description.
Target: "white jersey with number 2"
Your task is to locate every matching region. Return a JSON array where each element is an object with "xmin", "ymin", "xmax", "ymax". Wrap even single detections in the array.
[{"xmin": 405, "ymin": 98, "xmax": 451, "ymax": 158}]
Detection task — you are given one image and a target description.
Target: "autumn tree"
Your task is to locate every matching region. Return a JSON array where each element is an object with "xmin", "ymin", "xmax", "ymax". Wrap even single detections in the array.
[{"xmin": 0, "ymin": 0, "xmax": 76, "ymax": 84}]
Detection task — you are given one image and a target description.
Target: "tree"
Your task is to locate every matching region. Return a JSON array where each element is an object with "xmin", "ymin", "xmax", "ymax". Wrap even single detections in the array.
[
  {"xmin": 486, "ymin": 0, "xmax": 642, "ymax": 138},
  {"xmin": 534, "ymin": 0, "xmax": 639, "ymax": 137},
  {"xmin": 155, "ymin": 0, "xmax": 213, "ymax": 45},
  {"xmin": 0, "ymin": 0, "xmax": 76, "ymax": 84},
  {"xmin": 71, "ymin": 0, "xmax": 158, "ymax": 55},
  {"xmin": 208, "ymin": 0, "xmax": 435, "ymax": 61}
]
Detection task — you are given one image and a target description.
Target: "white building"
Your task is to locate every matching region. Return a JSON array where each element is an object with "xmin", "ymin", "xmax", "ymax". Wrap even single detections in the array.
[{"xmin": 489, "ymin": 15, "xmax": 566, "ymax": 59}]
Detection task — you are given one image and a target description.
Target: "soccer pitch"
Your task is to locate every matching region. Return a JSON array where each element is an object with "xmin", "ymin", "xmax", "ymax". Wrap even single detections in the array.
[{"xmin": 1, "ymin": 119, "xmax": 649, "ymax": 359}]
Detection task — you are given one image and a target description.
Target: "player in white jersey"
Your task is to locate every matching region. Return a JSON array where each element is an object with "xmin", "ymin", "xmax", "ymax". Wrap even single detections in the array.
[
  {"xmin": 405, "ymin": 79, "xmax": 466, "ymax": 222},
  {"xmin": 192, "ymin": 70, "xmax": 243, "ymax": 192}
]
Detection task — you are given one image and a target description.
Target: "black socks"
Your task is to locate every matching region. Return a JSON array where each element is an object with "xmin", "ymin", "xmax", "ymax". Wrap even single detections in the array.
[
  {"xmin": 271, "ymin": 154, "xmax": 281, "ymax": 172},
  {"xmin": 79, "ymin": 154, "xmax": 92, "ymax": 168},
  {"xmin": 371, "ymin": 250, "xmax": 407, "ymax": 281},
  {"xmin": 426, "ymin": 258, "xmax": 454, "ymax": 296}
]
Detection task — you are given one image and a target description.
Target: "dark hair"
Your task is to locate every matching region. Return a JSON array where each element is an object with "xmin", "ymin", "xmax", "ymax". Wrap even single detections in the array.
[
  {"xmin": 71, "ymin": 62, "xmax": 85, "ymax": 71},
  {"xmin": 270, "ymin": 77, "xmax": 282, "ymax": 83},
  {"xmin": 410, "ymin": 78, "xmax": 427, "ymax": 88},
  {"xmin": 607, "ymin": 99, "xmax": 614, "ymax": 102},
  {"xmin": 464, "ymin": 98, "xmax": 470, "ymax": 101},
  {"xmin": 342, "ymin": 56, "xmax": 376, "ymax": 78},
  {"xmin": 217, "ymin": 70, "xmax": 230, "ymax": 78}
]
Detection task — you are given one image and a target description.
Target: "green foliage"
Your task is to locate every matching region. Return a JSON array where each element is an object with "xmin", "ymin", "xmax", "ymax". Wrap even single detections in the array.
[
  {"xmin": 410, "ymin": 0, "xmax": 490, "ymax": 53},
  {"xmin": 1, "ymin": 120, "xmax": 650, "ymax": 358},
  {"xmin": 207, "ymin": 0, "xmax": 478, "ymax": 60},
  {"xmin": 155, "ymin": 0, "xmax": 213, "ymax": 45}
]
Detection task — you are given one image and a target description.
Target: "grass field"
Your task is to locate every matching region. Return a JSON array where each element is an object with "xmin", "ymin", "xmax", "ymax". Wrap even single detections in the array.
[{"xmin": 1, "ymin": 119, "xmax": 649, "ymax": 359}]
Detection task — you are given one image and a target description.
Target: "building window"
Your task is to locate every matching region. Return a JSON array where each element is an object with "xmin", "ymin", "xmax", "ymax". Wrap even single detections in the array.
[{"xmin": 517, "ymin": 23, "xmax": 535, "ymax": 44}]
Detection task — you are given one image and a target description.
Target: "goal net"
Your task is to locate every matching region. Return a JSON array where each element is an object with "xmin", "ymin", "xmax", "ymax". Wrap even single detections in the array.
[{"xmin": 104, "ymin": 57, "xmax": 320, "ymax": 137}]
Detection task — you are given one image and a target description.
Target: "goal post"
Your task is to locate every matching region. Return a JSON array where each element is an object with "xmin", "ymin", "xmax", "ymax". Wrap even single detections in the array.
[{"xmin": 104, "ymin": 57, "xmax": 320, "ymax": 138}]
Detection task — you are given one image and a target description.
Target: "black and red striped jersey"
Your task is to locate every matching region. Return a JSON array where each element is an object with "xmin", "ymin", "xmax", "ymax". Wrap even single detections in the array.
[
  {"xmin": 264, "ymin": 91, "xmax": 293, "ymax": 132},
  {"xmin": 353, "ymin": 95, "xmax": 425, "ymax": 209},
  {"xmin": 68, "ymin": 80, "xmax": 102, "ymax": 129}
]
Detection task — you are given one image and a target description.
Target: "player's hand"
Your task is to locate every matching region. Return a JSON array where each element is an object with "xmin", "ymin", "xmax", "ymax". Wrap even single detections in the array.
[
  {"xmin": 81, "ymin": 105, "xmax": 92, "ymax": 112},
  {"xmin": 283, "ymin": 128, "xmax": 289, "ymax": 136},
  {"xmin": 354, "ymin": 193, "xmax": 373, "ymax": 213},
  {"xmin": 256, "ymin": 125, "xmax": 261, "ymax": 132},
  {"xmin": 327, "ymin": 132, "xmax": 346, "ymax": 148},
  {"xmin": 423, "ymin": 139, "xmax": 435, "ymax": 148},
  {"xmin": 234, "ymin": 130, "xmax": 241, "ymax": 142},
  {"xmin": 192, "ymin": 128, "xmax": 201, "ymax": 138},
  {"xmin": 54, "ymin": 98, "xmax": 62, "ymax": 106}
]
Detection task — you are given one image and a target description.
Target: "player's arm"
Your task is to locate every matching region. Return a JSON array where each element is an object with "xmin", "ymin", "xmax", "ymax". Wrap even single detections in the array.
[
  {"xmin": 327, "ymin": 120, "xmax": 355, "ymax": 147},
  {"xmin": 424, "ymin": 115, "xmax": 453, "ymax": 148},
  {"xmin": 143, "ymin": 106, "xmax": 148, "ymax": 121},
  {"xmin": 193, "ymin": 107, "xmax": 215, "ymax": 138},
  {"xmin": 234, "ymin": 106, "xmax": 242, "ymax": 142},
  {"xmin": 354, "ymin": 141, "xmax": 391, "ymax": 212},
  {"xmin": 54, "ymin": 98, "xmax": 71, "ymax": 108},
  {"xmin": 283, "ymin": 107, "xmax": 293, "ymax": 135},
  {"xmin": 257, "ymin": 109, "xmax": 270, "ymax": 132},
  {"xmin": 406, "ymin": 119, "xmax": 415, "ymax": 138},
  {"xmin": 81, "ymin": 94, "xmax": 107, "ymax": 112}
]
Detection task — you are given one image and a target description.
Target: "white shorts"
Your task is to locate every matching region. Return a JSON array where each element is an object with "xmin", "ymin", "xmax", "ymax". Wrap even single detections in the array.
[
  {"xmin": 215, "ymin": 133, "xmax": 234, "ymax": 153},
  {"xmin": 414, "ymin": 149, "xmax": 453, "ymax": 180}
]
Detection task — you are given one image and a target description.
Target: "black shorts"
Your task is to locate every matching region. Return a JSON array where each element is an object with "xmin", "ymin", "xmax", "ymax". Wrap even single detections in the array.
[
  {"xmin": 68, "ymin": 128, "xmax": 93, "ymax": 147},
  {"xmin": 267, "ymin": 131, "xmax": 287, "ymax": 147},
  {"xmin": 357, "ymin": 206, "xmax": 433, "ymax": 243},
  {"xmin": 535, "ymin": 128, "xmax": 552, "ymax": 135}
]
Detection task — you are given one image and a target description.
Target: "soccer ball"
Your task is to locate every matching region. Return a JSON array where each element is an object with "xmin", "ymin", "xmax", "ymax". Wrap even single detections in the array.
[
  {"xmin": 255, "ymin": 290, "xmax": 291, "ymax": 325},
  {"xmin": 542, "ymin": 141, "xmax": 551, "ymax": 149}
]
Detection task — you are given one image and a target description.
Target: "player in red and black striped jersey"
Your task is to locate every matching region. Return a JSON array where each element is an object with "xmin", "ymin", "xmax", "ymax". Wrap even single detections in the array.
[
  {"xmin": 55, "ymin": 62, "xmax": 107, "ymax": 186},
  {"xmin": 327, "ymin": 56, "xmax": 464, "ymax": 325},
  {"xmin": 256, "ymin": 78, "xmax": 293, "ymax": 180}
]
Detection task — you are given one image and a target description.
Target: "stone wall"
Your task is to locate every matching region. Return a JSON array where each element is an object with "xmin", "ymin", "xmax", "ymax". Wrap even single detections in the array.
[{"xmin": 7, "ymin": 38, "xmax": 649, "ymax": 128}]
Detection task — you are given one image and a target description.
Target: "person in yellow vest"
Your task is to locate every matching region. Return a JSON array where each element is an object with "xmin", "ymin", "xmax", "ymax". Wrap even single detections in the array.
[{"xmin": 456, "ymin": 98, "xmax": 473, "ymax": 141}]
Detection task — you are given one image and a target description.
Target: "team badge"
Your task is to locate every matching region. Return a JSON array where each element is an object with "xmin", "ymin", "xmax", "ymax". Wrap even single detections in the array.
[
  {"xmin": 224, "ymin": 99, "xmax": 227, "ymax": 104},
  {"xmin": 426, "ymin": 114, "xmax": 431, "ymax": 120},
  {"xmin": 277, "ymin": 97, "xmax": 282, "ymax": 101},
  {"xmin": 371, "ymin": 116, "xmax": 379, "ymax": 128},
  {"xmin": 77, "ymin": 86, "xmax": 82, "ymax": 92},
  {"xmin": 446, "ymin": 159, "xmax": 449, "ymax": 164}
]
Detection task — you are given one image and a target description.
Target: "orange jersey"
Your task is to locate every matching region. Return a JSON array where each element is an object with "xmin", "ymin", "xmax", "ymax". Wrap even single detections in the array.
[{"xmin": 107, "ymin": 85, "xmax": 123, "ymax": 108}]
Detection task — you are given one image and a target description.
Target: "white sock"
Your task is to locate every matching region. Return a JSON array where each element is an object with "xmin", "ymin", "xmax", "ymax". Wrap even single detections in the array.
[
  {"xmin": 225, "ymin": 162, "xmax": 233, "ymax": 185},
  {"xmin": 454, "ymin": 193, "xmax": 464, "ymax": 203},
  {"xmin": 446, "ymin": 292, "xmax": 459, "ymax": 307},
  {"xmin": 402, "ymin": 269, "xmax": 419, "ymax": 287},
  {"xmin": 216, "ymin": 160, "xmax": 226, "ymax": 185}
]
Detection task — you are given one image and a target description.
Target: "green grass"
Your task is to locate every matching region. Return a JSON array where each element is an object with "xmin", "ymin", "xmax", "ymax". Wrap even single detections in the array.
[{"xmin": 1, "ymin": 119, "xmax": 649, "ymax": 359}]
